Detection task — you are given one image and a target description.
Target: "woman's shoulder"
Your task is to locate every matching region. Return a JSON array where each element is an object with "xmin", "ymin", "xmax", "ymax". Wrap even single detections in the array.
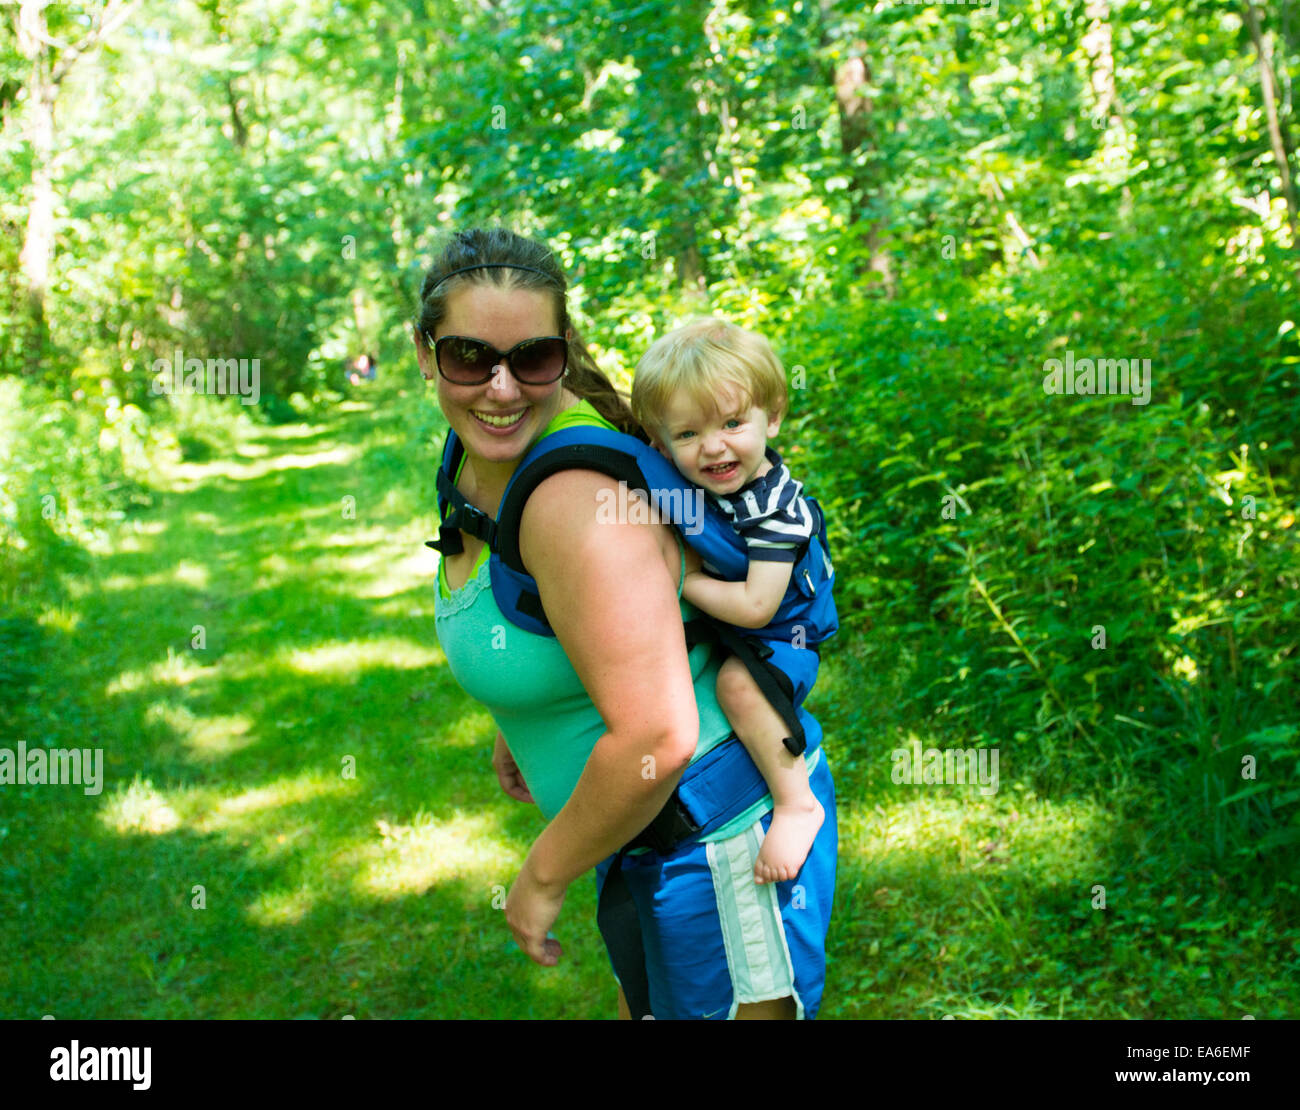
[
  {"xmin": 520, "ymin": 398, "xmax": 673, "ymax": 570},
  {"xmin": 518, "ymin": 457, "xmax": 675, "ymax": 586},
  {"xmin": 540, "ymin": 396, "xmax": 620, "ymax": 437}
]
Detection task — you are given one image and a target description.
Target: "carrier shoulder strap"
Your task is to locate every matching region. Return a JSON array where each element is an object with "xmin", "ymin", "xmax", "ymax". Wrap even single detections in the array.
[
  {"xmin": 423, "ymin": 425, "xmax": 809, "ymax": 752},
  {"xmin": 424, "ymin": 431, "xmax": 498, "ymax": 556},
  {"xmin": 493, "ymin": 436, "xmax": 659, "ymax": 574},
  {"xmin": 492, "ymin": 426, "xmax": 811, "ymax": 755}
]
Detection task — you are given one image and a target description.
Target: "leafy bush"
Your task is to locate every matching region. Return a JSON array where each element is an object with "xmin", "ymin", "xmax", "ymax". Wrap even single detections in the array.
[
  {"xmin": 162, "ymin": 392, "xmax": 253, "ymax": 462},
  {"xmin": 0, "ymin": 379, "xmax": 153, "ymax": 607},
  {"xmin": 763, "ymin": 214, "xmax": 1299, "ymax": 864}
]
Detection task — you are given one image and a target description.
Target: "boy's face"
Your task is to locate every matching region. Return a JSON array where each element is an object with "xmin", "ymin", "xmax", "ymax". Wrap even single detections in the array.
[{"xmin": 652, "ymin": 382, "xmax": 782, "ymax": 497}]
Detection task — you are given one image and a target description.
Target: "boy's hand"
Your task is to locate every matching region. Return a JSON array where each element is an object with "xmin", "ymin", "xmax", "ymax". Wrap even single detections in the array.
[
  {"xmin": 682, "ymin": 557, "xmax": 793, "ymax": 629},
  {"xmin": 680, "ymin": 544, "xmax": 707, "ymax": 606}
]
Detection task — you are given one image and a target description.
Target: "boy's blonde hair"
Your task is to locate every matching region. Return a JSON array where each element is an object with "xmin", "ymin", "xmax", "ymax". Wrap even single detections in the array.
[{"xmin": 632, "ymin": 317, "xmax": 787, "ymax": 439}]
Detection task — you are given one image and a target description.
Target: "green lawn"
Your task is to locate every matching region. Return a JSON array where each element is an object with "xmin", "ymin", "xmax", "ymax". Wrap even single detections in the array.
[{"xmin": 1, "ymin": 387, "xmax": 1295, "ymax": 1019}]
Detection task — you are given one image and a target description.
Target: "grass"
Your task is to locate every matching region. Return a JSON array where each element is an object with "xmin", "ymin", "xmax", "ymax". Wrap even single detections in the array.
[{"xmin": 1, "ymin": 380, "xmax": 1296, "ymax": 1019}]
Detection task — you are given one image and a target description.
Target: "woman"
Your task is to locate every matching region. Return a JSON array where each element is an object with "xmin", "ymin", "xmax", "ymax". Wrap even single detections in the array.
[{"xmin": 415, "ymin": 227, "xmax": 838, "ymax": 1019}]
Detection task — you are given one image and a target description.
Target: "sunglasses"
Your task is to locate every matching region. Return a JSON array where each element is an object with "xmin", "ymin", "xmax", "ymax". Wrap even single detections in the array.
[{"xmin": 429, "ymin": 333, "xmax": 568, "ymax": 386}]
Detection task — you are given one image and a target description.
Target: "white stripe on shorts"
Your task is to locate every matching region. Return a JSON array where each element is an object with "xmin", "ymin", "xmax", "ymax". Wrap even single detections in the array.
[{"xmin": 706, "ymin": 820, "xmax": 806, "ymax": 1019}]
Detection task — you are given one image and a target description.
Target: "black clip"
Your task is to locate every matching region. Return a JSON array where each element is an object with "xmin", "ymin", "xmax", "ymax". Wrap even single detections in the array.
[
  {"xmin": 455, "ymin": 502, "xmax": 490, "ymax": 537},
  {"xmin": 427, "ymin": 499, "xmax": 498, "ymax": 557},
  {"xmin": 631, "ymin": 791, "xmax": 701, "ymax": 855},
  {"xmin": 425, "ymin": 524, "xmax": 464, "ymax": 556}
]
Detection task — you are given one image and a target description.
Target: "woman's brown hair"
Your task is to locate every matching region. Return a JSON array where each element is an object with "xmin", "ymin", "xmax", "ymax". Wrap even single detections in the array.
[{"xmin": 413, "ymin": 228, "xmax": 643, "ymax": 439}]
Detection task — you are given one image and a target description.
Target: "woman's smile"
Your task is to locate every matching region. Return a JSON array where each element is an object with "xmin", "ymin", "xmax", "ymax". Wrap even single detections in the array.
[{"xmin": 471, "ymin": 407, "xmax": 529, "ymax": 433}]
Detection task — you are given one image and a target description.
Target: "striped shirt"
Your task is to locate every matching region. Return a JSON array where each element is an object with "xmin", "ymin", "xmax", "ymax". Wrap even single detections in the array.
[{"xmin": 708, "ymin": 447, "xmax": 815, "ymax": 563}]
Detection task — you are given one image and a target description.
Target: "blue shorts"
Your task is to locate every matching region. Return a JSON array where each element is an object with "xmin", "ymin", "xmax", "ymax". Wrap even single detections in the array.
[{"xmin": 594, "ymin": 748, "xmax": 837, "ymax": 1020}]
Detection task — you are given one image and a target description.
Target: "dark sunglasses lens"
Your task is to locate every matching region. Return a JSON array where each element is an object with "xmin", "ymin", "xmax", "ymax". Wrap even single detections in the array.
[
  {"xmin": 438, "ymin": 337, "xmax": 494, "ymax": 382},
  {"xmin": 511, "ymin": 338, "xmax": 566, "ymax": 383}
]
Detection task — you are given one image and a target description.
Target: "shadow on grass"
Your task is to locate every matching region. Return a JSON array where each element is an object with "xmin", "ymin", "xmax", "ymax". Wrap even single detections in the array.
[{"xmin": 3, "ymin": 399, "xmax": 614, "ymax": 1018}]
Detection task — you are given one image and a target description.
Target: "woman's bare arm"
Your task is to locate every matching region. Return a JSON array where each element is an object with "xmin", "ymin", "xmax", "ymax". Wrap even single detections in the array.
[{"xmin": 516, "ymin": 468, "xmax": 701, "ymax": 888}]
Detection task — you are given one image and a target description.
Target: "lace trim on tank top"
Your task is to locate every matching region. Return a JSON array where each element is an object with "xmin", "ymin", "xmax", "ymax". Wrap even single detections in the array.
[{"xmin": 434, "ymin": 555, "xmax": 492, "ymax": 620}]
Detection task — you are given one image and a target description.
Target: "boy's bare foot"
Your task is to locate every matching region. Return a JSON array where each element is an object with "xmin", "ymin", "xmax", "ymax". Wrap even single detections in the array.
[{"xmin": 754, "ymin": 796, "xmax": 824, "ymax": 884}]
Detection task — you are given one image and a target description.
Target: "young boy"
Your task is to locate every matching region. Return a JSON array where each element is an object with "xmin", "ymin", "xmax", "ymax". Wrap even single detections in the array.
[{"xmin": 632, "ymin": 318, "xmax": 834, "ymax": 884}]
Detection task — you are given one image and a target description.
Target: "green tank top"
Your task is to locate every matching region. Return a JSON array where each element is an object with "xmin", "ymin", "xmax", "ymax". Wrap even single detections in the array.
[{"xmin": 431, "ymin": 399, "xmax": 788, "ymax": 842}]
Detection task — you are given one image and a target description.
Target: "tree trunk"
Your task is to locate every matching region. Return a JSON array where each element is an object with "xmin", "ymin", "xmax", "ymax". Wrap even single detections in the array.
[
  {"xmin": 983, "ymin": 174, "xmax": 1043, "ymax": 270},
  {"xmin": 1082, "ymin": 0, "xmax": 1118, "ymax": 126},
  {"xmin": 952, "ymin": 18, "xmax": 973, "ymax": 107},
  {"xmin": 224, "ymin": 78, "xmax": 248, "ymax": 148},
  {"xmin": 675, "ymin": 236, "xmax": 707, "ymax": 297},
  {"xmin": 1244, "ymin": 0, "xmax": 1300, "ymax": 239},
  {"xmin": 12, "ymin": 0, "xmax": 138, "ymax": 377},
  {"xmin": 833, "ymin": 47, "xmax": 895, "ymax": 295},
  {"xmin": 15, "ymin": 0, "xmax": 56, "ymax": 375}
]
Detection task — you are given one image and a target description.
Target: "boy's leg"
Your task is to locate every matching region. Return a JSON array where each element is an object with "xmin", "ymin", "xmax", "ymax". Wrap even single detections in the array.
[{"xmin": 716, "ymin": 655, "xmax": 824, "ymax": 884}]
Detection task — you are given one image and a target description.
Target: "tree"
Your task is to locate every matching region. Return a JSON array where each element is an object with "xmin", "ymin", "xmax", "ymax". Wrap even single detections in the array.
[
  {"xmin": 1242, "ymin": 0, "xmax": 1299, "ymax": 239},
  {"xmin": 10, "ymin": 0, "xmax": 137, "ymax": 377},
  {"xmin": 817, "ymin": 0, "xmax": 895, "ymax": 294}
]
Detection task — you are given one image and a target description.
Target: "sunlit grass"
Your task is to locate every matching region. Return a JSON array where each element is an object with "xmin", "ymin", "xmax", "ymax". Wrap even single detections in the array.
[
  {"xmin": 142, "ymin": 704, "xmax": 257, "ymax": 761},
  {"xmin": 842, "ymin": 788, "xmax": 1108, "ymax": 880},
  {"xmin": 98, "ymin": 558, "xmax": 210, "ymax": 592},
  {"xmin": 247, "ymin": 885, "xmax": 316, "ymax": 926},
  {"xmin": 166, "ymin": 444, "xmax": 363, "ymax": 486},
  {"xmin": 350, "ymin": 812, "xmax": 521, "ymax": 899},
  {"xmin": 192, "ymin": 774, "xmax": 352, "ymax": 830},
  {"xmin": 98, "ymin": 776, "xmax": 182, "ymax": 835},
  {"xmin": 37, "ymin": 602, "xmax": 82, "ymax": 633},
  {"xmin": 105, "ymin": 647, "xmax": 210, "ymax": 694},
  {"xmin": 438, "ymin": 710, "xmax": 498, "ymax": 748},
  {"xmin": 279, "ymin": 638, "xmax": 445, "ymax": 676}
]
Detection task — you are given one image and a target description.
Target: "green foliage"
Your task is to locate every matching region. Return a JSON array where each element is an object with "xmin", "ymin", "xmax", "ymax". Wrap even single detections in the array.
[
  {"xmin": 0, "ymin": 378, "xmax": 155, "ymax": 608},
  {"xmin": 0, "ymin": 612, "xmax": 46, "ymax": 741},
  {"xmin": 780, "ymin": 208, "xmax": 1298, "ymax": 864},
  {"xmin": 1, "ymin": 0, "xmax": 1297, "ymax": 1017},
  {"xmin": 164, "ymin": 393, "xmax": 255, "ymax": 462}
]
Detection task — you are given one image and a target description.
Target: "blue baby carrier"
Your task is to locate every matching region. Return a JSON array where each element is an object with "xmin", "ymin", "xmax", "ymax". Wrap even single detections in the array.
[
  {"xmin": 426, "ymin": 422, "xmax": 838, "ymax": 1018},
  {"xmin": 427, "ymin": 424, "xmax": 837, "ymax": 746}
]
